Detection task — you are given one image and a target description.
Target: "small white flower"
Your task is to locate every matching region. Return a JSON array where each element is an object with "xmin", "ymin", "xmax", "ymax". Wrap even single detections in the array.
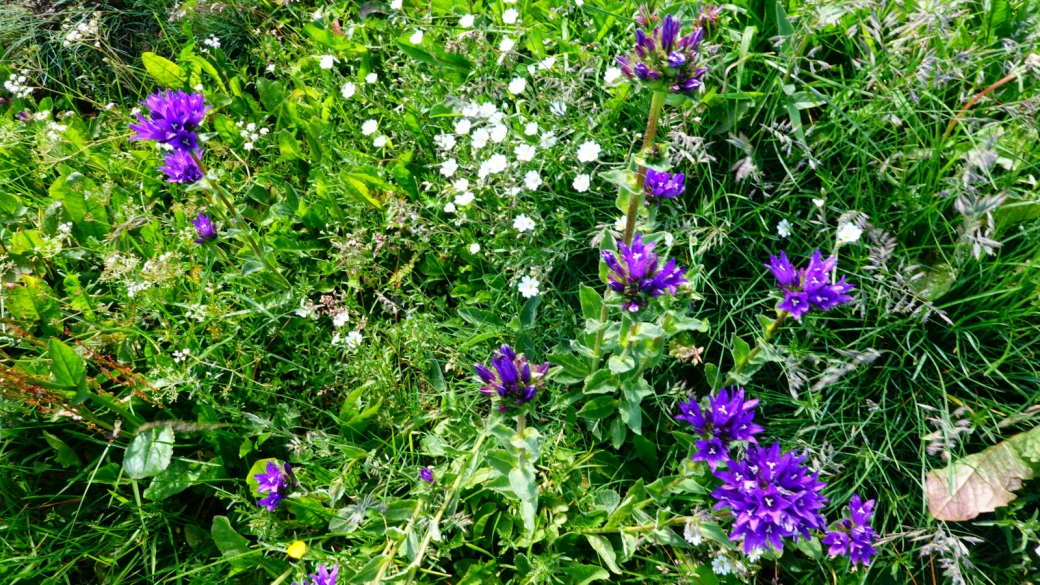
[
  {"xmin": 524, "ymin": 170, "xmax": 542, "ymax": 190},
  {"xmin": 604, "ymin": 67, "xmax": 622, "ymax": 84},
  {"xmin": 663, "ymin": 232, "xmax": 674, "ymax": 247},
  {"xmin": 614, "ymin": 216, "xmax": 627, "ymax": 231},
  {"xmin": 435, "ymin": 133, "xmax": 457, "ymax": 150},
  {"xmin": 454, "ymin": 118, "xmax": 472, "ymax": 135},
  {"xmin": 514, "ymin": 144, "xmax": 536, "ymax": 162},
  {"xmin": 365, "ymin": 72, "xmax": 378, "ymax": 84},
  {"xmin": 453, "ymin": 178, "xmax": 470, "ymax": 191},
  {"xmin": 390, "ymin": 0, "xmax": 402, "ymax": 9},
  {"xmin": 244, "ymin": 142, "xmax": 254, "ymax": 151},
  {"xmin": 341, "ymin": 81, "xmax": 356, "ymax": 99},
  {"xmin": 550, "ymin": 100, "xmax": 567, "ymax": 117},
  {"xmin": 502, "ymin": 8, "xmax": 519, "ymax": 24},
  {"xmin": 318, "ymin": 55, "xmax": 336, "ymax": 69},
  {"xmin": 266, "ymin": 63, "xmax": 276, "ymax": 73},
  {"xmin": 444, "ymin": 202, "xmax": 457, "ymax": 213},
  {"xmin": 490, "ymin": 124, "xmax": 508, "ymax": 143},
  {"xmin": 813, "ymin": 198, "xmax": 826, "ymax": 208},
  {"xmin": 499, "ymin": 37, "xmax": 515, "ymax": 52},
  {"xmin": 469, "ymin": 243, "xmax": 481, "ymax": 254},
  {"xmin": 777, "ymin": 219, "xmax": 791, "ymax": 238},
  {"xmin": 440, "ymin": 158, "xmax": 459, "ymax": 177},
  {"xmin": 513, "ymin": 214, "xmax": 536, "ymax": 232},
  {"xmin": 459, "ymin": 14, "xmax": 475, "ymax": 28},
  {"xmin": 711, "ymin": 556, "xmax": 733, "ymax": 576},
  {"xmin": 577, "ymin": 140, "xmax": 601, "ymax": 163},
  {"xmin": 462, "ymin": 103, "xmax": 480, "ymax": 117},
  {"xmin": 454, "ymin": 191, "xmax": 475, "ymax": 206},
  {"xmin": 540, "ymin": 131, "xmax": 557, "ymax": 148},
  {"xmin": 524, "ymin": 122, "xmax": 539, "ymax": 136},
  {"xmin": 538, "ymin": 57, "xmax": 556, "ymax": 70},
  {"xmin": 487, "ymin": 154, "xmax": 508, "ymax": 174},
  {"xmin": 507, "ymin": 77, "xmax": 527, "ymax": 95},
  {"xmin": 572, "ymin": 173, "xmax": 591, "ymax": 192},
  {"xmin": 575, "ymin": 0, "xmax": 584, "ymax": 5},
  {"xmin": 193, "ymin": 83, "xmax": 204, "ymax": 91},
  {"xmin": 332, "ymin": 311, "xmax": 350, "ymax": 328},
  {"xmin": 345, "ymin": 331, "xmax": 363, "ymax": 348},
  {"xmin": 361, "ymin": 119, "xmax": 378, "ymax": 136},
  {"xmin": 409, "ymin": 30, "xmax": 424, "ymax": 44},
  {"xmin": 373, "ymin": 135, "xmax": 387, "ymax": 147},
  {"xmin": 478, "ymin": 102, "xmax": 498, "ymax": 118},
  {"xmin": 527, "ymin": 64, "xmax": 537, "ymax": 75},
  {"xmin": 471, "ymin": 128, "xmax": 490, "ymax": 149},
  {"xmin": 836, "ymin": 222, "xmax": 863, "ymax": 244},
  {"xmin": 507, "ymin": 186, "xmax": 522, "ymax": 197},
  {"xmin": 518, "ymin": 276, "xmax": 540, "ymax": 298}
]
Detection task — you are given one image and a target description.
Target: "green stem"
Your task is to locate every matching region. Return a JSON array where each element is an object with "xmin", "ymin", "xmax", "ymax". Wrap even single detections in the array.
[
  {"xmin": 516, "ymin": 412, "xmax": 526, "ymax": 468},
  {"xmin": 722, "ymin": 312, "xmax": 787, "ymax": 387},
  {"xmin": 621, "ymin": 90, "xmax": 668, "ymax": 247},
  {"xmin": 589, "ymin": 303, "xmax": 610, "ymax": 372}
]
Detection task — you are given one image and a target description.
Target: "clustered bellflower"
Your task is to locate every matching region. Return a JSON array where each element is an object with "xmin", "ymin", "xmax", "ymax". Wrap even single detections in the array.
[
  {"xmin": 419, "ymin": 467, "xmax": 435, "ymax": 483},
  {"xmin": 823, "ymin": 494, "xmax": 878, "ymax": 566},
  {"xmin": 474, "ymin": 345, "xmax": 549, "ymax": 413},
  {"xmin": 292, "ymin": 564, "xmax": 339, "ymax": 585},
  {"xmin": 254, "ymin": 460, "xmax": 296, "ymax": 511},
  {"xmin": 192, "ymin": 212, "xmax": 217, "ymax": 243},
  {"xmin": 602, "ymin": 234, "xmax": 687, "ymax": 312},
  {"xmin": 675, "ymin": 387, "xmax": 763, "ymax": 470},
  {"xmin": 616, "ymin": 9, "xmax": 708, "ymax": 94},
  {"xmin": 644, "ymin": 168, "xmax": 685, "ymax": 201},
  {"xmin": 712, "ymin": 443, "xmax": 828, "ymax": 554},
  {"xmin": 130, "ymin": 89, "xmax": 210, "ymax": 184},
  {"xmin": 765, "ymin": 250, "xmax": 855, "ymax": 319}
]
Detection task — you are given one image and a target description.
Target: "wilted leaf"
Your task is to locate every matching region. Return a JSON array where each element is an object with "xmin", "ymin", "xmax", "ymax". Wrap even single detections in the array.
[{"xmin": 925, "ymin": 425, "xmax": 1040, "ymax": 521}]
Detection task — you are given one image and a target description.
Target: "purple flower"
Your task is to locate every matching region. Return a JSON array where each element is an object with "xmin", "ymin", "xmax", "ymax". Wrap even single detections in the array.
[
  {"xmin": 254, "ymin": 460, "xmax": 296, "ymax": 511},
  {"xmin": 601, "ymin": 234, "xmax": 687, "ymax": 312},
  {"xmin": 711, "ymin": 443, "xmax": 828, "ymax": 554},
  {"xmin": 130, "ymin": 90, "xmax": 210, "ymax": 149},
  {"xmin": 765, "ymin": 250, "xmax": 855, "ymax": 319},
  {"xmin": 16, "ymin": 111, "xmax": 33, "ymax": 123},
  {"xmin": 823, "ymin": 494, "xmax": 878, "ymax": 566},
  {"xmin": 674, "ymin": 387, "xmax": 763, "ymax": 469},
  {"xmin": 293, "ymin": 564, "xmax": 339, "ymax": 585},
  {"xmin": 644, "ymin": 169, "xmax": 685, "ymax": 200},
  {"xmin": 419, "ymin": 467, "xmax": 435, "ymax": 483},
  {"xmin": 157, "ymin": 149, "xmax": 204, "ymax": 184},
  {"xmin": 192, "ymin": 213, "xmax": 217, "ymax": 243},
  {"xmin": 474, "ymin": 345, "xmax": 549, "ymax": 413},
  {"xmin": 615, "ymin": 10, "xmax": 710, "ymax": 94}
]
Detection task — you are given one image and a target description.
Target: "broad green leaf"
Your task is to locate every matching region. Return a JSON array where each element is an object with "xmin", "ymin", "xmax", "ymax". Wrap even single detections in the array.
[
  {"xmin": 618, "ymin": 397, "xmax": 641, "ymax": 435},
  {"xmin": 577, "ymin": 396, "xmax": 618, "ymax": 419},
  {"xmin": 141, "ymin": 52, "xmax": 186, "ymax": 87},
  {"xmin": 607, "ymin": 354, "xmax": 635, "ymax": 375},
  {"xmin": 49, "ymin": 338, "xmax": 88, "ymax": 403},
  {"xmin": 396, "ymin": 38, "xmax": 473, "ymax": 73},
  {"xmin": 520, "ymin": 295, "xmax": 540, "ymax": 328},
  {"xmin": 550, "ymin": 353, "xmax": 591, "ymax": 381},
  {"xmin": 926, "ymin": 425, "xmax": 1040, "ymax": 521},
  {"xmin": 579, "ymin": 284, "xmax": 604, "ymax": 320},
  {"xmin": 565, "ymin": 565, "xmax": 610, "ymax": 585},
  {"xmin": 585, "ymin": 535, "xmax": 621, "ymax": 574},
  {"xmin": 43, "ymin": 431, "xmax": 81, "ymax": 468},
  {"xmin": 123, "ymin": 426, "xmax": 175, "ymax": 479},
  {"xmin": 9, "ymin": 275, "xmax": 62, "ymax": 336},
  {"xmin": 210, "ymin": 515, "xmax": 255, "ymax": 572},
  {"xmin": 583, "ymin": 369, "xmax": 617, "ymax": 395},
  {"xmin": 144, "ymin": 458, "xmax": 209, "ymax": 501},
  {"xmin": 458, "ymin": 307, "xmax": 506, "ymax": 328},
  {"xmin": 731, "ymin": 335, "xmax": 751, "ymax": 366}
]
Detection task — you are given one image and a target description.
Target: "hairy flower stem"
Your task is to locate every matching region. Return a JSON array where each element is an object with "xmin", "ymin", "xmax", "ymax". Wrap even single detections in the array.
[
  {"xmin": 191, "ymin": 153, "xmax": 290, "ymax": 287},
  {"xmin": 622, "ymin": 90, "xmax": 668, "ymax": 247},
  {"xmin": 516, "ymin": 412, "xmax": 526, "ymax": 468},
  {"xmin": 722, "ymin": 312, "xmax": 787, "ymax": 387},
  {"xmin": 397, "ymin": 429, "xmax": 489, "ymax": 585}
]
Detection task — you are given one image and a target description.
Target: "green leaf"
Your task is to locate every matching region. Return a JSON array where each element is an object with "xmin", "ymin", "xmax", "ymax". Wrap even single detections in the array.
[
  {"xmin": 123, "ymin": 426, "xmax": 175, "ymax": 480},
  {"xmin": 731, "ymin": 335, "xmax": 751, "ymax": 366},
  {"xmin": 520, "ymin": 295, "xmax": 540, "ymax": 328},
  {"xmin": 144, "ymin": 458, "xmax": 209, "ymax": 501},
  {"xmin": 618, "ymin": 397, "xmax": 642, "ymax": 435},
  {"xmin": 607, "ymin": 354, "xmax": 635, "ymax": 375},
  {"xmin": 550, "ymin": 353, "xmax": 591, "ymax": 382},
  {"xmin": 9, "ymin": 275, "xmax": 62, "ymax": 336},
  {"xmin": 349, "ymin": 555, "xmax": 389, "ymax": 584},
  {"xmin": 583, "ymin": 369, "xmax": 618, "ymax": 395},
  {"xmin": 585, "ymin": 535, "xmax": 621, "ymax": 574},
  {"xmin": 577, "ymin": 396, "xmax": 618, "ymax": 420},
  {"xmin": 277, "ymin": 129, "xmax": 306, "ymax": 161},
  {"xmin": 704, "ymin": 363, "xmax": 722, "ymax": 390},
  {"xmin": 565, "ymin": 565, "xmax": 610, "ymax": 585},
  {"xmin": 141, "ymin": 52, "xmax": 186, "ymax": 87},
  {"xmin": 256, "ymin": 78, "xmax": 286, "ymax": 116},
  {"xmin": 458, "ymin": 307, "xmax": 506, "ymax": 328},
  {"xmin": 42, "ymin": 431, "xmax": 81, "ymax": 468},
  {"xmin": 609, "ymin": 416, "xmax": 626, "ymax": 449},
  {"xmin": 396, "ymin": 38, "xmax": 473, "ymax": 73},
  {"xmin": 49, "ymin": 338, "xmax": 88, "ymax": 403},
  {"xmin": 210, "ymin": 515, "xmax": 255, "ymax": 572},
  {"xmin": 508, "ymin": 466, "xmax": 537, "ymax": 502},
  {"xmin": 579, "ymin": 284, "xmax": 604, "ymax": 320}
]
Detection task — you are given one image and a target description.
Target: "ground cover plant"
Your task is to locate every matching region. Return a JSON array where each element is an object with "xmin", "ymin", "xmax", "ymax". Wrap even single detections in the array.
[{"xmin": 2, "ymin": 0, "xmax": 1040, "ymax": 583}]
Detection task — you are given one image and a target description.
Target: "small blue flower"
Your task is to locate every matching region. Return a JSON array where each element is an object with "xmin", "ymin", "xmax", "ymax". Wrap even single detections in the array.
[
  {"xmin": 419, "ymin": 467, "xmax": 435, "ymax": 483},
  {"xmin": 254, "ymin": 460, "xmax": 296, "ymax": 511},
  {"xmin": 192, "ymin": 212, "xmax": 217, "ymax": 243},
  {"xmin": 601, "ymin": 234, "xmax": 687, "ymax": 312},
  {"xmin": 474, "ymin": 345, "xmax": 549, "ymax": 413},
  {"xmin": 765, "ymin": 250, "xmax": 855, "ymax": 319},
  {"xmin": 157, "ymin": 149, "xmax": 204, "ymax": 184}
]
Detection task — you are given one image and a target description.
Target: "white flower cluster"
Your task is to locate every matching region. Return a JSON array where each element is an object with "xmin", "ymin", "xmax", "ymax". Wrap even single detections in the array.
[
  {"xmin": 4, "ymin": 74, "xmax": 32, "ymax": 99},
  {"xmin": 62, "ymin": 13, "xmax": 101, "ymax": 47},
  {"xmin": 202, "ymin": 35, "xmax": 221, "ymax": 52},
  {"xmin": 236, "ymin": 121, "xmax": 269, "ymax": 151},
  {"xmin": 172, "ymin": 348, "xmax": 191, "ymax": 363}
]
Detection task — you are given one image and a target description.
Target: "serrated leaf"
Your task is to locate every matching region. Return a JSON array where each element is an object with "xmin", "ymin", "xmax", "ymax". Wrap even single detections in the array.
[{"xmin": 926, "ymin": 425, "xmax": 1040, "ymax": 521}]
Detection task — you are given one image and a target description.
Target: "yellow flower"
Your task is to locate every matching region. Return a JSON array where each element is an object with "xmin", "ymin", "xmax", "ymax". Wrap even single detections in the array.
[{"xmin": 287, "ymin": 540, "xmax": 306, "ymax": 559}]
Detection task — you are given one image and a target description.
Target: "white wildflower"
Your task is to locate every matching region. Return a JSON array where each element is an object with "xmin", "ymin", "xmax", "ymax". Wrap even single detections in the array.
[
  {"xmin": 344, "ymin": 331, "xmax": 363, "ymax": 348},
  {"xmin": 508, "ymin": 77, "xmax": 527, "ymax": 95},
  {"xmin": 454, "ymin": 118, "xmax": 472, "ymax": 135},
  {"xmin": 318, "ymin": 55, "xmax": 336, "ymax": 69},
  {"xmin": 454, "ymin": 191, "xmax": 475, "ymax": 206},
  {"xmin": 577, "ymin": 140, "xmax": 601, "ymax": 163},
  {"xmin": 390, "ymin": 0, "xmax": 402, "ymax": 9},
  {"xmin": 341, "ymin": 81, "xmax": 356, "ymax": 99},
  {"xmin": 444, "ymin": 202, "xmax": 457, "ymax": 213},
  {"xmin": 435, "ymin": 133, "xmax": 457, "ymax": 150},
  {"xmin": 452, "ymin": 178, "xmax": 470, "ymax": 191},
  {"xmin": 332, "ymin": 311, "xmax": 350, "ymax": 328},
  {"xmin": 440, "ymin": 158, "xmax": 458, "ymax": 177},
  {"xmin": 524, "ymin": 170, "xmax": 542, "ymax": 190},
  {"xmin": 499, "ymin": 37, "xmax": 515, "ymax": 52},
  {"xmin": 777, "ymin": 219, "xmax": 791, "ymax": 238},
  {"xmin": 490, "ymin": 124, "xmax": 508, "ymax": 143},
  {"xmin": 604, "ymin": 67, "xmax": 622, "ymax": 84},
  {"xmin": 503, "ymin": 8, "xmax": 519, "ymax": 24},
  {"xmin": 471, "ymin": 128, "xmax": 490, "ymax": 149},
  {"xmin": 572, "ymin": 173, "xmax": 591, "ymax": 192},
  {"xmin": 540, "ymin": 131, "xmax": 557, "ymax": 148},
  {"xmin": 373, "ymin": 135, "xmax": 387, "ymax": 147},
  {"xmin": 513, "ymin": 214, "xmax": 536, "ymax": 232},
  {"xmin": 469, "ymin": 243, "xmax": 481, "ymax": 254},
  {"xmin": 518, "ymin": 276, "xmax": 540, "ymax": 298},
  {"xmin": 459, "ymin": 14, "xmax": 475, "ymax": 28},
  {"xmin": 361, "ymin": 119, "xmax": 378, "ymax": 136},
  {"xmin": 409, "ymin": 30, "xmax": 424, "ymax": 44},
  {"xmin": 365, "ymin": 72, "xmax": 378, "ymax": 83},
  {"xmin": 837, "ymin": 222, "xmax": 863, "ymax": 244},
  {"xmin": 514, "ymin": 144, "xmax": 536, "ymax": 162},
  {"xmin": 524, "ymin": 122, "xmax": 538, "ymax": 136}
]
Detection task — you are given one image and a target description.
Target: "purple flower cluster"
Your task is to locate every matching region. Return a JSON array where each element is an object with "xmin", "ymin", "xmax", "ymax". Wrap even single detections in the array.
[
  {"xmin": 823, "ymin": 494, "xmax": 878, "ymax": 566},
  {"xmin": 674, "ymin": 387, "xmax": 763, "ymax": 470},
  {"xmin": 711, "ymin": 443, "xmax": 828, "ymax": 554},
  {"xmin": 130, "ymin": 90, "xmax": 210, "ymax": 184},
  {"xmin": 419, "ymin": 467, "xmax": 435, "ymax": 483},
  {"xmin": 765, "ymin": 250, "xmax": 855, "ymax": 319},
  {"xmin": 293, "ymin": 564, "xmax": 339, "ymax": 585},
  {"xmin": 254, "ymin": 460, "xmax": 296, "ymax": 511},
  {"xmin": 616, "ymin": 10, "xmax": 708, "ymax": 94},
  {"xmin": 602, "ymin": 234, "xmax": 687, "ymax": 312},
  {"xmin": 644, "ymin": 169, "xmax": 685, "ymax": 201},
  {"xmin": 474, "ymin": 345, "xmax": 549, "ymax": 413},
  {"xmin": 192, "ymin": 212, "xmax": 217, "ymax": 243}
]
